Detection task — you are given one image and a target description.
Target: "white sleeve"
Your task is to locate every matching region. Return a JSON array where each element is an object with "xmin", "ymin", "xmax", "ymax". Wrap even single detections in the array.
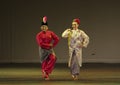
[
  {"xmin": 81, "ymin": 31, "xmax": 89, "ymax": 48},
  {"xmin": 62, "ymin": 29, "xmax": 71, "ymax": 38}
]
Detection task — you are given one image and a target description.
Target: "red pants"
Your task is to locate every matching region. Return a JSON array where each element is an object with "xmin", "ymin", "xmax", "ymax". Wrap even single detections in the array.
[{"xmin": 41, "ymin": 53, "xmax": 56, "ymax": 77}]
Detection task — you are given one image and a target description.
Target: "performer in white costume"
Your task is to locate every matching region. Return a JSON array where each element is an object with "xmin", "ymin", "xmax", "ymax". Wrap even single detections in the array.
[{"xmin": 62, "ymin": 18, "xmax": 89, "ymax": 80}]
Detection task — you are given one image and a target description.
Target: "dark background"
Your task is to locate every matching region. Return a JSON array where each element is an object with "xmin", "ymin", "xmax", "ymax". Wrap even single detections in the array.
[{"xmin": 0, "ymin": 0, "xmax": 120, "ymax": 63}]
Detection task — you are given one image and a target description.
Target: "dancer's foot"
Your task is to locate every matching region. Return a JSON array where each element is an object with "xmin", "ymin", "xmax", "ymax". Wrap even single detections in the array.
[
  {"xmin": 45, "ymin": 77, "xmax": 50, "ymax": 80},
  {"xmin": 72, "ymin": 75, "xmax": 78, "ymax": 80},
  {"xmin": 42, "ymin": 70, "xmax": 50, "ymax": 80},
  {"xmin": 42, "ymin": 70, "xmax": 46, "ymax": 78},
  {"xmin": 44, "ymin": 73, "xmax": 50, "ymax": 80}
]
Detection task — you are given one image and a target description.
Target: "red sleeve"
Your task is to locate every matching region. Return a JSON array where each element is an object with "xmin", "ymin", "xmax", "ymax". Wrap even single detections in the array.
[
  {"xmin": 36, "ymin": 33, "xmax": 51, "ymax": 49},
  {"xmin": 51, "ymin": 32, "xmax": 59, "ymax": 48}
]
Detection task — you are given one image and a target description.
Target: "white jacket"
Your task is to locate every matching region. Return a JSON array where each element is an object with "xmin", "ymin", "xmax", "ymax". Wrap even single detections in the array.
[{"xmin": 62, "ymin": 28, "xmax": 89, "ymax": 67}]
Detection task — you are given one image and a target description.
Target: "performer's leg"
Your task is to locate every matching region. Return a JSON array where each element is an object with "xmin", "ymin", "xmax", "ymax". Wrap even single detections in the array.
[
  {"xmin": 45, "ymin": 53, "xmax": 57, "ymax": 74},
  {"xmin": 41, "ymin": 53, "xmax": 56, "ymax": 80},
  {"xmin": 70, "ymin": 51, "xmax": 79, "ymax": 80},
  {"xmin": 41, "ymin": 59, "xmax": 48, "ymax": 79}
]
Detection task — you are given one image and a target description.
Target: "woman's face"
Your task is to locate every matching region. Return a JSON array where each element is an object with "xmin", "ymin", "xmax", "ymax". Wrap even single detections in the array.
[
  {"xmin": 72, "ymin": 22, "xmax": 79, "ymax": 30},
  {"xmin": 41, "ymin": 25, "xmax": 48, "ymax": 31}
]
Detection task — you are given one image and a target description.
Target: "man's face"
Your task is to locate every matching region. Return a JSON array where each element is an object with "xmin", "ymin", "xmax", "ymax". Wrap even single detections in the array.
[
  {"xmin": 72, "ymin": 22, "xmax": 79, "ymax": 29},
  {"xmin": 41, "ymin": 25, "xmax": 48, "ymax": 31}
]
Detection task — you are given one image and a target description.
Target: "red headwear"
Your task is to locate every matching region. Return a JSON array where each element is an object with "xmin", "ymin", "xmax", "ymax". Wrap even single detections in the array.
[{"xmin": 73, "ymin": 18, "xmax": 80, "ymax": 25}]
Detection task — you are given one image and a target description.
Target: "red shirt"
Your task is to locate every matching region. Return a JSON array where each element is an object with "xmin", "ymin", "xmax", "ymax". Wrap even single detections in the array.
[{"xmin": 36, "ymin": 30, "xmax": 59, "ymax": 49}]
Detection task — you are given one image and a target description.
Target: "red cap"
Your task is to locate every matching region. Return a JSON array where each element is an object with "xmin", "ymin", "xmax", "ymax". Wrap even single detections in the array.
[{"xmin": 73, "ymin": 18, "xmax": 80, "ymax": 25}]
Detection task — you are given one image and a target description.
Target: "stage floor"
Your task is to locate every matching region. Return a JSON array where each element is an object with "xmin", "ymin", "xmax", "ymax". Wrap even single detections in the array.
[{"xmin": 0, "ymin": 63, "xmax": 120, "ymax": 85}]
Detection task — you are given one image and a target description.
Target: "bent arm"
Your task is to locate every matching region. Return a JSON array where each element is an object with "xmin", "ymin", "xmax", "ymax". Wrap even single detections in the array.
[
  {"xmin": 51, "ymin": 32, "xmax": 59, "ymax": 48},
  {"xmin": 36, "ymin": 34, "xmax": 52, "ymax": 49},
  {"xmin": 62, "ymin": 29, "xmax": 71, "ymax": 38},
  {"xmin": 81, "ymin": 31, "xmax": 89, "ymax": 48}
]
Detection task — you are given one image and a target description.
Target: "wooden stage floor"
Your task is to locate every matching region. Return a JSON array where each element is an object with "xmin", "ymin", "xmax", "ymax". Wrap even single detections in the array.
[{"xmin": 0, "ymin": 63, "xmax": 120, "ymax": 85}]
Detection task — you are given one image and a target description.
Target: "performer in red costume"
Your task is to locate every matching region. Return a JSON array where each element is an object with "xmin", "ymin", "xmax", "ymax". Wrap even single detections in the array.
[{"xmin": 36, "ymin": 16, "xmax": 59, "ymax": 80}]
